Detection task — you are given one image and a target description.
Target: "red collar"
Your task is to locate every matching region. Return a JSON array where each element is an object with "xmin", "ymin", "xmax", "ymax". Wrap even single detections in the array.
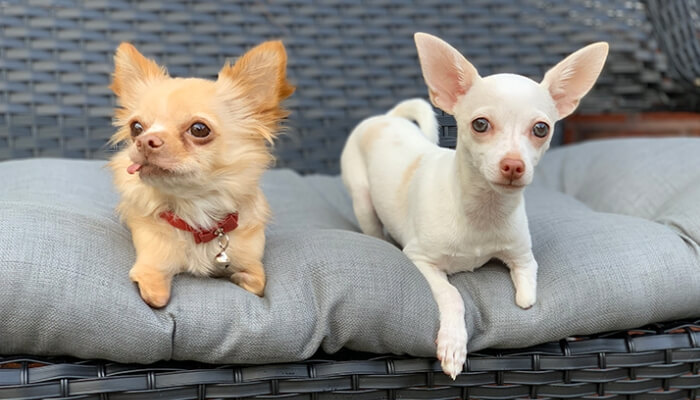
[{"xmin": 159, "ymin": 211, "xmax": 239, "ymax": 244}]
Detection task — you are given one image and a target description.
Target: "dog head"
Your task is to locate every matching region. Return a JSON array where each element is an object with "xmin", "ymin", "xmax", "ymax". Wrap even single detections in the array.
[
  {"xmin": 414, "ymin": 33, "xmax": 608, "ymax": 193},
  {"xmin": 109, "ymin": 41, "xmax": 294, "ymax": 193}
]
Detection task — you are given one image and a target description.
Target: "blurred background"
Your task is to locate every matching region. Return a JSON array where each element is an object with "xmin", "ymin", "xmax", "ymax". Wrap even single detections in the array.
[{"xmin": 0, "ymin": 0, "xmax": 698, "ymax": 174}]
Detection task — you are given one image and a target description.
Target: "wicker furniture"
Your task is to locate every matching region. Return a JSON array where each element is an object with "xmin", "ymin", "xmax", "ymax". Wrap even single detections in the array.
[
  {"xmin": 1, "ymin": 320, "xmax": 699, "ymax": 399},
  {"xmin": 1, "ymin": 1, "xmax": 698, "ymax": 399},
  {"xmin": 1, "ymin": 0, "xmax": 697, "ymax": 171}
]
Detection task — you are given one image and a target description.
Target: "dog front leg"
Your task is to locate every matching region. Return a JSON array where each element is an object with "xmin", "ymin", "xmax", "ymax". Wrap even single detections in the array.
[
  {"xmin": 504, "ymin": 250, "xmax": 538, "ymax": 309},
  {"xmin": 406, "ymin": 250, "xmax": 467, "ymax": 379},
  {"xmin": 228, "ymin": 223, "xmax": 266, "ymax": 297},
  {"xmin": 128, "ymin": 222, "xmax": 182, "ymax": 308}
]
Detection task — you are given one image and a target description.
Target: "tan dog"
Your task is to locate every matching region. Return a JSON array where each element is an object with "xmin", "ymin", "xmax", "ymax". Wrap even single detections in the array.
[{"xmin": 108, "ymin": 41, "xmax": 294, "ymax": 308}]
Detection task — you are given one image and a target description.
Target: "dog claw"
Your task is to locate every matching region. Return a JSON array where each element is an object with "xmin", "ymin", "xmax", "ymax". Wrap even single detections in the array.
[
  {"xmin": 436, "ymin": 323, "xmax": 467, "ymax": 378},
  {"xmin": 515, "ymin": 290, "xmax": 536, "ymax": 309},
  {"xmin": 129, "ymin": 265, "xmax": 172, "ymax": 308}
]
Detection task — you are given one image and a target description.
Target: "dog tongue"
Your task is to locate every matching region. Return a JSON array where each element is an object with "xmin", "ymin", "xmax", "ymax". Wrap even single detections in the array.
[{"xmin": 127, "ymin": 163, "xmax": 142, "ymax": 174}]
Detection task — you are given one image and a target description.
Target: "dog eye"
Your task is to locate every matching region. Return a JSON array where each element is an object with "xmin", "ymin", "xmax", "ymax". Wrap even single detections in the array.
[
  {"xmin": 188, "ymin": 122, "xmax": 211, "ymax": 138},
  {"xmin": 532, "ymin": 122, "xmax": 549, "ymax": 138},
  {"xmin": 130, "ymin": 121, "xmax": 144, "ymax": 137},
  {"xmin": 471, "ymin": 118, "xmax": 490, "ymax": 133}
]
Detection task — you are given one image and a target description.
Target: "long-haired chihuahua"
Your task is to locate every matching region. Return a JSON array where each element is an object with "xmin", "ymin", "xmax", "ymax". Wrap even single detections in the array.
[{"xmin": 108, "ymin": 41, "xmax": 294, "ymax": 308}]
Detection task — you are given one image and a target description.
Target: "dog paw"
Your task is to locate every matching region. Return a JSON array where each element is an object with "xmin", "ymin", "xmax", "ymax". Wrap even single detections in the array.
[
  {"xmin": 129, "ymin": 266, "xmax": 172, "ymax": 308},
  {"xmin": 231, "ymin": 271, "xmax": 266, "ymax": 297},
  {"xmin": 436, "ymin": 323, "xmax": 467, "ymax": 379},
  {"xmin": 515, "ymin": 289, "xmax": 536, "ymax": 310}
]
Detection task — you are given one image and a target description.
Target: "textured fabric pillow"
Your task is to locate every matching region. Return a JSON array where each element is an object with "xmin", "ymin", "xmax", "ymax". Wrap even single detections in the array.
[
  {"xmin": 0, "ymin": 161, "xmax": 437, "ymax": 363},
  {"xmin": 1, "ymin": 138, "xmax": 699, "ymax": 363}
]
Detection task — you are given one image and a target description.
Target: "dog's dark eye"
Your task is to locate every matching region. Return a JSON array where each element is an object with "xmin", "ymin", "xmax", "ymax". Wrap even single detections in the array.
[
  {"xmin": 471, "ymin": 118, "xmax": 490, "ymax": 133},
  {"xmin": 532, "ymin": 122, "xmax": 549, "ymax": 138},
  {"xmin": 130, "ymin": 121, "xmax": 144, "ymax": 137},
  {"xmin": 188, "ymin": 122, "xmax": 211, "ymax": 138}
]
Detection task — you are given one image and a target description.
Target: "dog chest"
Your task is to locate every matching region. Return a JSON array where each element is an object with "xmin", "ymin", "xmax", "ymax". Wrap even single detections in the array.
[
  {"xmin": 176, "ymin": 231, "xmax": 231, "ymax": 277},
  {"xmin": 432, "ymin": 228, "xmax": 519, "ymax": 274},
  {"xmin": 437, "ymin": 251, "xmax": 494, "ymax": 274}
]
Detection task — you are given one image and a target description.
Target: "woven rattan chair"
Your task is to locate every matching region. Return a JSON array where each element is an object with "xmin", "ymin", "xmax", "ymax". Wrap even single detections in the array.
[{"xmin": 1, "ymin": 1, "xmax": 698, "ymax": 398}]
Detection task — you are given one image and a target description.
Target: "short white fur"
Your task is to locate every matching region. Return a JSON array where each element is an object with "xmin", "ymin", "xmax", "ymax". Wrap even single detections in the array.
[{"xmin": 341, "ymin": 33, "xmax": 608, "ymax": 378}]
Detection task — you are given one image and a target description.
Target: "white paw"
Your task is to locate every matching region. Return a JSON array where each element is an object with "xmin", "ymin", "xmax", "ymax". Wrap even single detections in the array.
[
  {"xmin": 515, "ymin": 288, "xmax": 536, "ymax": 309},
  {"xmin": 436, "ymin": 323, "xmax": 467, "ymax": 379}
]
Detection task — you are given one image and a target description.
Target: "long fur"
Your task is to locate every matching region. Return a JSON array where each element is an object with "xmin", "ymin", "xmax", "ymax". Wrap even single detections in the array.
[{"xmin": 108, "ymin": 41, "xmax": 294, "ymax": 307}]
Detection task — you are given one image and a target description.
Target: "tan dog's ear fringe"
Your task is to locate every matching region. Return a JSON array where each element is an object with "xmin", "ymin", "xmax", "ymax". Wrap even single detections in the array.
[
  {"xmin": 110, "ymin": 42, "xmax": 168, "ymax": 102},
  {"xmin": 217, "ymin": 40, "xmax": 295, "ymax": 144}
]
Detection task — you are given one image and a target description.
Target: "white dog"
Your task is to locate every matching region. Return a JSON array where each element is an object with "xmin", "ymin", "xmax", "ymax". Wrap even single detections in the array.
[{"xmin": 341, "ymin": 33, "xmax": 608, "ymax": 378}]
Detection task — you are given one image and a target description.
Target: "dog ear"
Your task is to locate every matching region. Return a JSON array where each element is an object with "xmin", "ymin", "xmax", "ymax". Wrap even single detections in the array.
[
  {"xmin": 414, "ymin": 33, "xmax": 479, "ymax": 114},
  {"xmin": 218, "ymin": 41, "xmax": 295, "ymax": 114},
  {"xmin": 217, "ymin": 41, "xmax": 295, "ymax": 142},
  {"xmin": 541, "ymin": 42, "xmax": 608, "ymax": 119},
  {"xmin": 110, "ymin": 43, "xmax": 168, "ymax": 107}
]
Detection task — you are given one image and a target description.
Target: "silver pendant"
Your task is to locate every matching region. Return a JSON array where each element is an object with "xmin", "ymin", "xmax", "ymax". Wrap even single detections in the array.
[
  {"xmin": 214, "ymin": 229, "xmax": 231, "ymax": 269},
  {"xmin": 215, "ymin": 251, "xmax": 231, "ymax": 269}
]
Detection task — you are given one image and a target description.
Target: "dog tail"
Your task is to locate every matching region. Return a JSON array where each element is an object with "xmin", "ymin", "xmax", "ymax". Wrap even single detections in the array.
[{"xmin": 387, "ymin": 98, "xmax": 439, "ymax": 144}]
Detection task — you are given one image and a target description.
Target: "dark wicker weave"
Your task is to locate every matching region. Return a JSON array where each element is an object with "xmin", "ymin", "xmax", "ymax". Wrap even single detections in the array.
[
  {"xmin": 1, "ymin": 320, "xmax": 698, "ymax": 400},
  {"xmin": 1, "ymin": 1, "xmax": 699, "ymax": 399},
  {"xmin": 0, "ymin": 0, "xmax": 697, "ymax": 173},
  {"xmin": 644, "ymin": 0, "xmax": 700, "ymax": 113}
]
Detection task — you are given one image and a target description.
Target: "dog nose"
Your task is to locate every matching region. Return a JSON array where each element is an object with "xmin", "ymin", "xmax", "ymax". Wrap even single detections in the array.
[
  {"xmin": 500, "ymin": 158, "xmax": 525, "ymax": 180},
  {"xmin": 136, "ymin": 134, "xmax": 164, "ymax": 151}
]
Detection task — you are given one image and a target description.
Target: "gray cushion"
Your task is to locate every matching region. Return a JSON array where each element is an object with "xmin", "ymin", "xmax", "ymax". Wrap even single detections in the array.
[
  {"xmin": 1, "ymin": 138, "xmax": 699, "ymax": 363},
  {"xmin": 0, "ymin": 161, "xmax": 437, "ymax": 363}
]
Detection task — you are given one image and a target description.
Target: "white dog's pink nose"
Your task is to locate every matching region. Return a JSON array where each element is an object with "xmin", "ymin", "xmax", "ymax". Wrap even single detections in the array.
[{"xmin": 500, "ymin": 158, "xmax": 525, "ymax": 180}]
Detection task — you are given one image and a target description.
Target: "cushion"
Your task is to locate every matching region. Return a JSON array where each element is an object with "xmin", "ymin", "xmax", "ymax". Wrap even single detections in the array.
[{"xmin": 1, "ymin": 138, "xmax": 699, "ymax": 363}]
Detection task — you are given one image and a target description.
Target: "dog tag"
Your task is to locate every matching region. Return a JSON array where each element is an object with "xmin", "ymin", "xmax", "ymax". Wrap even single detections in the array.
[
  {"xmin": 215, "ymin": 251, "xmax": 231, "ymax": 268},
  {"xmin": 214, "ymin": 229, "xmax": 231, "ymax": 269}
]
